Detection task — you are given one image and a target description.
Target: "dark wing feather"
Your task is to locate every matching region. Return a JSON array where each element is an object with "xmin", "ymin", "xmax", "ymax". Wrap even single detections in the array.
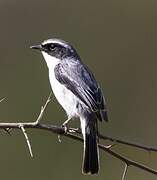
[{"xmin": 54, "ymin": 61, "xmax": 108, "ymax": 121}]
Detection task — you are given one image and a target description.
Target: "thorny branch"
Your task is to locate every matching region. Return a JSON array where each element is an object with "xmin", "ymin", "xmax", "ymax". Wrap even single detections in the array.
[
  {"xmin": 0, "ymin": 96, "xmax": 157, "ymax": 179},
  {"xmin": 99, "ymin": 134, "xmax": 157, "ymax": 152}
]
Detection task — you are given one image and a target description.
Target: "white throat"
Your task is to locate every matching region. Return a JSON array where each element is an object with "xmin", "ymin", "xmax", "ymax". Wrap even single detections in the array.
[{"xmin": 41, "ymin": 51, "xmax": 61, "ymax": 69}]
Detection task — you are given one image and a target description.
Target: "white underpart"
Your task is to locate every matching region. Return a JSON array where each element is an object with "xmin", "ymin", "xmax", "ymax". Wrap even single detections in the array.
[
  {"xmin": 42, "ymin": 52, "xmax": 79, "ymax": 119},
  {"xmin": 42, "ymin": 51, "xmax": 87, "ymax": 146}
]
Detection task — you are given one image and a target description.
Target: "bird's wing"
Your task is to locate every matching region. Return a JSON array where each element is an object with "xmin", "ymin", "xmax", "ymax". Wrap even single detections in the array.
[{"xmin": 54, "ymin": 61, "xmax": 108, "ymax": 121}]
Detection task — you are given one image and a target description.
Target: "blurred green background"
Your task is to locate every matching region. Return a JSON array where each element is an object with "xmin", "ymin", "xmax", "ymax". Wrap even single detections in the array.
[{"xmin": 0, "ymin": 0, "xmax": 157, "ymax": 179}]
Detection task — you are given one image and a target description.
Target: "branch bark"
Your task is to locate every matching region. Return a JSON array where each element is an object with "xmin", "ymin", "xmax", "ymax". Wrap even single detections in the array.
[
  {"xmin": 0, "ymin": 96, "xmax": 157, "ymax": 177},
  {"xmin": 0, "ymin": 122, "xmax": 156, "ymax": 176}
]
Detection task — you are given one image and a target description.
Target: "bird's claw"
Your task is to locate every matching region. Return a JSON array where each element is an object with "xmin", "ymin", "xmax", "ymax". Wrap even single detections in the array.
[{"xmin": 61, "ymin": 124, "xmax": 68, "ymax": 134}]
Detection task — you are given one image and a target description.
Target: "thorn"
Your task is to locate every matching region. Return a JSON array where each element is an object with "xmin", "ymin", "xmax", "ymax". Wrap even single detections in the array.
[
  {"xmin": 58, "ymin": 135, "xmax": 62, "ymax": 143},
  {"xmin": 122, "ymin": 163, "xmax": 128, "ymax": 180},
  {"xmin": 0, "ymin": 98, "xmax": 5, "ymax": 103},
  {"xmin": 4, "ymin": 128, "xmax": 12, "ymax": 136},
  {"xmin": 104, "ymin": 143, "xmax": 116, "ymax": 149},
  {"xmin": 19, "ymin": 125, "xmax": 33, "ymax": 158},
  {"xmin": 35, "ymin": 92, "xmax": 52, "ymax": 124}
]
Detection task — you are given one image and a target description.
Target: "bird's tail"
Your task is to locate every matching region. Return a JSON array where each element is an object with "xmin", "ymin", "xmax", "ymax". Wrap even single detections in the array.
[{"xmin": 80, "ymin": 114, "xmax": 99, "ymax": 175}]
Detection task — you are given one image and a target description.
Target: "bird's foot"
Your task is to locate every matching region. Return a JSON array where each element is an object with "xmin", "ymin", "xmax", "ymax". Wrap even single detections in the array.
[
  {"xmin": 61, "ymin": 118, "xmax": 72, "ymax": 133},
  {"xmin": 57, "ymin": 120, "xmax": 70, "ymax": 143},
  {"xmin": 61, "ymin": 124, "xmax": 68, "ymax": 134},
  {"xmin": 69, "ymin": 127, "xmax": 81, "ymax": 133}
]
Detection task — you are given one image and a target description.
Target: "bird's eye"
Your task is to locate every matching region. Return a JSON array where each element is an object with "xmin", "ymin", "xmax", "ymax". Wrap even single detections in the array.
[{"xmin": 49, "ymin": 43, "xmax": 55, "ymax": 50}]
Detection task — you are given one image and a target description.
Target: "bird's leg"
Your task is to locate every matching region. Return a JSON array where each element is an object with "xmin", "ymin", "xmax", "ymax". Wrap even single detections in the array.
[
  {"xmin": 62, "ymin": 117, "xmax": 81, "ymax": 133},
  {"xmin": 58, "ymin": 117, "xmax": 72, "ymax": 143},
  {"xmin": 62, "ymin": 117, "xmax": 72, "ymax": 127},
  {"xmin": 61, "ymin": 117, "xmax": 72, "ymax": 133}
]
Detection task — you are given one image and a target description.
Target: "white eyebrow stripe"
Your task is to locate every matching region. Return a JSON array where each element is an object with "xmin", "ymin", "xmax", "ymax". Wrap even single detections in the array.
[{"xmin": 42, "ymin": 39, "xmax": 69, "ymax": 48}]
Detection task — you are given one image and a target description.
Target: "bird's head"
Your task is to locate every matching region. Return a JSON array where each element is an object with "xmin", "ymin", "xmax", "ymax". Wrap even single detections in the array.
[{"xmin": 30, "ymin": 38, "xmax": 79, "ymax": 66}]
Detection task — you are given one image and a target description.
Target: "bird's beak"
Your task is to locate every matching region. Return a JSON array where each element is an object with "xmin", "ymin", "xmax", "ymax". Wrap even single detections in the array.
[{"xmin": 30, "ymin": 44, "xmax": 42, "ymax": 50}]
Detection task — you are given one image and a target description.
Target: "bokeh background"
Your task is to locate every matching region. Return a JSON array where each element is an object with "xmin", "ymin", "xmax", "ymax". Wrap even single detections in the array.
[{"xmin": 0, "ymin": 0, "xmax": 157, "ymax": 179}]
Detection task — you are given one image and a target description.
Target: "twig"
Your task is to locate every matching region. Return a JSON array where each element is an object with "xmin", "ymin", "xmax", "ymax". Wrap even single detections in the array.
[
  {"xmin": 99, "ymin": 144, "xmax": 157, "ymax": 175},
  {"xmin": 36, "ymin": 92, "xmax": 52, "ymax": 124},
  {"xmin": 122, "ymin": 163, "xmax": 128, "ymax": 180},
  {"xmin": 99, "ymin": 134, "xmax": 157, "ymax": 152},
  {"xmin": 19, "ymin": 125, "xmax": 33, "ymax": 157}
]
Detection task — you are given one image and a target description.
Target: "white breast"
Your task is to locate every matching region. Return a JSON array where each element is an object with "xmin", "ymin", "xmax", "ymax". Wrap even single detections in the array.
[{"xmin": 42, "ymin": 52, "xmax": 79, "ymax": 118}]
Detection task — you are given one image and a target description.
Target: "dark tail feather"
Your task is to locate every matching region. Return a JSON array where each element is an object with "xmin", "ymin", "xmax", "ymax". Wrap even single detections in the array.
[{"xmin": 81, "ymin": 117, "xmax": 99, "ymax": 175}]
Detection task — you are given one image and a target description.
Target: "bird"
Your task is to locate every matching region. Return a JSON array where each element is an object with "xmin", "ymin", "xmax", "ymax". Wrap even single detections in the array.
[{"xmin": 30, "ymin": 38, "xmax": 108, "ymax": 175}]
